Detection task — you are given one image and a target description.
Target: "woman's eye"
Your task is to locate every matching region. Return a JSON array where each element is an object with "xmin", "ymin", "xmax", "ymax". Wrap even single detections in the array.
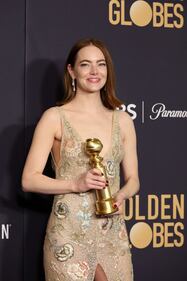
[
  {"xmin": 98, "ymin": 63, "xmax": 106, "ymax": 67},
  {"xmin": 80, "ymin": 63, "xmax": 89, "ymax": 67}
]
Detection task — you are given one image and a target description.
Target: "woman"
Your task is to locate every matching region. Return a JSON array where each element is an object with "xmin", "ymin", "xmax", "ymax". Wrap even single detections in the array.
[{"xmin": 22, "ymin": 38, "xmax": 140, "ymax": 281}]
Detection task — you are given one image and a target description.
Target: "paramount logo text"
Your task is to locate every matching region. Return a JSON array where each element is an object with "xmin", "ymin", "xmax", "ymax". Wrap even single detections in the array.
[{"xmin": 150, "ymin": 103, "xmax": 187, "ymax": 120}]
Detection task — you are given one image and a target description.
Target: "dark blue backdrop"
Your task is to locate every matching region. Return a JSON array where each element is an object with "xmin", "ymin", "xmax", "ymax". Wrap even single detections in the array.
[{"xmin": 0, "ymin": 1, "xmax": 186, "ymax": 280}]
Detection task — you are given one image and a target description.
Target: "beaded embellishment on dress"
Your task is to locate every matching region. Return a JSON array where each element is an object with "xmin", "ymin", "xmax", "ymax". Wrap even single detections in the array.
[{"xmin": 43, "ymin": 106, "xmax": 133, "ymax": 281}]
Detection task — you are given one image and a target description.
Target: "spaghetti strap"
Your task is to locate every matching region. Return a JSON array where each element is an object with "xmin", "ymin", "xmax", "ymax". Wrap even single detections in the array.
[
  {"xmin": 114, "ymin": 109, "xmax": 120, "ymax": 140},
  {"xmin": 110, "ymin": 109, "xmax": 125, "ymax": 161}
]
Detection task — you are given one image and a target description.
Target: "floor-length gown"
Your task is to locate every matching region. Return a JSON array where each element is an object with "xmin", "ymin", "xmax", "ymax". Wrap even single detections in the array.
[{"xmin": 43, "ymin": 106, "xmax": 134, "ymax": 281}]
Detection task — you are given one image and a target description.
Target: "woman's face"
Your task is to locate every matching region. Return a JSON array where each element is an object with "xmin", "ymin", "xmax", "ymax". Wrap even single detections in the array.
[{"xmin": 68, "ymin": 45, "xmax": 107, "ymax": 94}]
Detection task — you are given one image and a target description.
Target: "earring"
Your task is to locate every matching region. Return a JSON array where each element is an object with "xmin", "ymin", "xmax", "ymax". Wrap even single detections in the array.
[{"xmin": 72, "ymin": 79, "xmax": 76, "ymax": 92}]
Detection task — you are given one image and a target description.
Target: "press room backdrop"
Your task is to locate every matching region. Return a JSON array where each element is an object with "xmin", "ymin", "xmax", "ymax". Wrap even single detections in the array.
[{"xmin": 0, "ymin": 1, "xmax": 186, "ymax": 280}]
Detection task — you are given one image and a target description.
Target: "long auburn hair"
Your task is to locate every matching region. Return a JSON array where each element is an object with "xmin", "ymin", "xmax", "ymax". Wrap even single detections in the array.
[{"xmin": 59, "ymin": 38, "xmax": 123, "ymax": 110}]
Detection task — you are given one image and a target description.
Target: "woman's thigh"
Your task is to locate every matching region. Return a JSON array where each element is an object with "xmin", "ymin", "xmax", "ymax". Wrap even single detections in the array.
[{"xmin": 94, "ymin": 264, "xmax": 108, "ymax": 281}]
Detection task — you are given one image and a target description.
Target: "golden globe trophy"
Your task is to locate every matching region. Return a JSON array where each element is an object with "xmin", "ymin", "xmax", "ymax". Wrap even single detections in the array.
[{"xmin": 85, "ymin": 138, "xmax": 118, "ymax": 216}]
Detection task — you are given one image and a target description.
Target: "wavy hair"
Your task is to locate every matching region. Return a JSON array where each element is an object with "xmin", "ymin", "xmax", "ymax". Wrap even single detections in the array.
[{"xmin": 59, "ymin": 38, "xmax": 123, "ymax": 110}]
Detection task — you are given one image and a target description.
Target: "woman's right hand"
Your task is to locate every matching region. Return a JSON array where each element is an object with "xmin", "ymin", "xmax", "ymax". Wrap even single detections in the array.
[{"xmin": 73, "ymin": 168, "xmax": 107, "ymax": 193}]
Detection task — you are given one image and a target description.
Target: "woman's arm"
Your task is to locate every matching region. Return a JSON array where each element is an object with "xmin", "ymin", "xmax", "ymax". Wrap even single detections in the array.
[
  {"xmin": 114, "ymin": 111, "xmax": 140, "ymax": 208},
  {"xmin": 21, "ymin": 107, "xmax": 106, "ymax": 194},
  {"xmin": 21, "ymin": 107, "xmax": 76, "ymax": 194}
]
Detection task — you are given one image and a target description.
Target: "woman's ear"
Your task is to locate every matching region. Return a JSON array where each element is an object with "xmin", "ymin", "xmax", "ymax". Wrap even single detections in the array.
[{"xmin": 67, "ymin": 64, "xmax": 75, "ymax": 79}]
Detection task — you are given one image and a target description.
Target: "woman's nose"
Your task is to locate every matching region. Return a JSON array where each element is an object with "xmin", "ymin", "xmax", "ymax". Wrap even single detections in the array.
[{"xmin": 90, "ymin": 64, "xmax": 98, "ymax": 75}]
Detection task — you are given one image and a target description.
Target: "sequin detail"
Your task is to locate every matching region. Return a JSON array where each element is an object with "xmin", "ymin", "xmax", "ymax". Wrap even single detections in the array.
[
  {"xmin": 54, "ymin": 243, "xmax": 74, "ymax": 262},
  {"xmin": 67, "ymin": 261, "xmax": 90, "ymax": 280},
  {"xmin": 54, "ymin": 201, "xmax": 69, "ymax": 219},
  {"xmin": 43, "ymin": 107, "xmax": 133, "ymax": 281}
]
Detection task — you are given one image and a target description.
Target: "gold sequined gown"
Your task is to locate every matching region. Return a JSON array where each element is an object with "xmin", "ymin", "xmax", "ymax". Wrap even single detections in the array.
[{"xmin": 43, "ymin": 106, "xmax": 134, "ymax": 281}]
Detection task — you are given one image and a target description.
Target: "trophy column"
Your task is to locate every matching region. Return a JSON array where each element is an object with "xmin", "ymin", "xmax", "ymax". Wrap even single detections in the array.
[{"xmin": 85, "ymin": 138, "xmax": 118, "ymax": 215}]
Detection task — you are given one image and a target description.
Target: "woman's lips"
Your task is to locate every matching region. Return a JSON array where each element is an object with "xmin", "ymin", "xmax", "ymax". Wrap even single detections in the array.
[{"xmin": 87, "ymin": 78, "xmax": 100, "ymax": 83}]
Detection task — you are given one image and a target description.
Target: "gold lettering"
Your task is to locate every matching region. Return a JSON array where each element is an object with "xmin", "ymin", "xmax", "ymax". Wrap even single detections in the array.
[
  {"xmin": 109, "ymin": 1, "xmax": 184, "ymax": 29},
  {"xmin": 164, "ymin": 222, "xmax": 174, "ymax": 247},
  {"xmin": 174, "ymin": 222, "xmax": 184, "ymax": 247},
  {"xmin": 136, "ymin": 195, "xmax": 145, "ymax": 220},
  {"xmin": 124, "ymin": 198, "xmax": 133, "ymax": 220},
  {"xmin": 153, "ymin": 223, "xmax": 164, "ymax": 248},
  {"xmin": 164, "ymin": 3, "xmax": 174, "ymax": 28},
  {"xmin": 148, "ymin": 195, "xmax": 159, "ymax": 220},
  {"xmin": 173, "ymin": 194, "xmax": 184, "ymax": 219},
  {"xmin": 174, "ymin": 4, "xmax": 184, "ymax": 29},
  {"xmin": 161, "ymin": 194, "xmax": 171, "ymax": 219},
  {"xmin": 109, "ymin": 0, "xmax": 120, "ymax": 25},
  {"xmin": 153, "ymin": 3, "xmax": 164, "ymax": 27},
  {"xmin": 121, "ymin": 0, "xmax": 132, "ymax": 26},
  {"xmin": 124, "ymin": 194, "xmax": 185, "ymax": 221}
]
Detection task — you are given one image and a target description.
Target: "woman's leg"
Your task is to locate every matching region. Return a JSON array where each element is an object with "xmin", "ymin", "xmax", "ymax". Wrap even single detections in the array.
[{"xmin": 94, "ymin": 264, "xmax": 108, "ymax": 281}]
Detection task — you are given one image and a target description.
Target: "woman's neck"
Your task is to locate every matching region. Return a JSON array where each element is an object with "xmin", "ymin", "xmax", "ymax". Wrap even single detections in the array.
[{"xmin": 68, "ymin": 91, "xmax": 105, "ymax": 113}]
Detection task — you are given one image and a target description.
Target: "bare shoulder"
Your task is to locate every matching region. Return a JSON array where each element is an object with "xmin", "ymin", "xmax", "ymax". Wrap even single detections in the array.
[
  {"xmin": 35, "ymin": 106, "xmax": 61, "ymax": 138},
  {"xmin": 40, "ymin": 106, "xmax": 59, "ymax": 122},
  {"xmin": 117, "ymin": 110, "xmax": 136, "ymax": 140},
  {"xmin": 118, "ymin": 110, "xmax": 134, "ymax": 129}
]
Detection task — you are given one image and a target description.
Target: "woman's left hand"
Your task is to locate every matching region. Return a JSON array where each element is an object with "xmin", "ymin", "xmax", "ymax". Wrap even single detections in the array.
[{"xmin": 112, "ymin": 190, "xmax": 125, "ymax": 215}]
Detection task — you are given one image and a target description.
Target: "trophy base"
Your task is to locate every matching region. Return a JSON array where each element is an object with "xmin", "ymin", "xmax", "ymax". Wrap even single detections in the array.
[{"xmin": 95, "ymin": 199, "xmax": 118, "ymax": 216}]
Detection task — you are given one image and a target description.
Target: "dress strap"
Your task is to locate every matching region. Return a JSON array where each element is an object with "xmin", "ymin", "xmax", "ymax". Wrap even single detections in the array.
[
  {"xmin": 113, "ymin": 109, "xmax": 120, "ymax": 138},
  {"xmin": 112, "ymin": 109, "xmax": 122, "ymax": 156},
  {"xmin": 57, "ymin": 105, "xmax": 66, "ymax": 122},
  {"xmin": 115, "ymin": 109, "xmax": 125, "ymax": 160}
]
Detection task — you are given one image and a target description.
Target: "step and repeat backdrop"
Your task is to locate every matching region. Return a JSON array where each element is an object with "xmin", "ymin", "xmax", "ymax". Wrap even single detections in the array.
[{"xmin": 0, "ymin": 1, "xmax": 186, "ymax": 280}]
